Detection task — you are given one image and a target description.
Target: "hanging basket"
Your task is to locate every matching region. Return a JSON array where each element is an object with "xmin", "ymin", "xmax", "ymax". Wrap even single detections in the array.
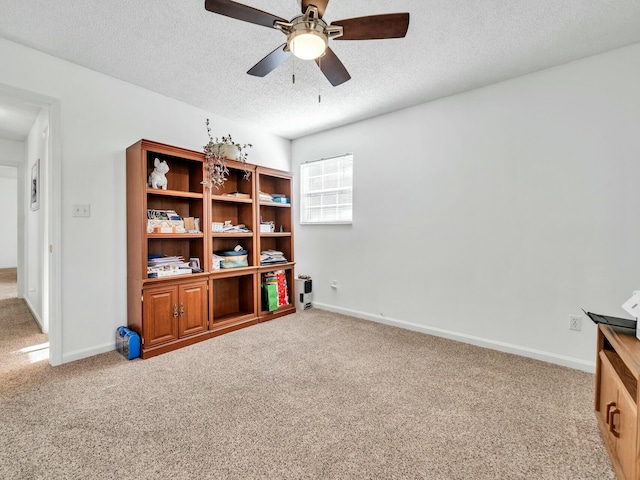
[
  {"xmin": 203, "ymin": 119, "xmax": 252, "ymax": 189},
  {"xmin": 213, "ymin": 143, "xmax": 241, "ymax": 161}
]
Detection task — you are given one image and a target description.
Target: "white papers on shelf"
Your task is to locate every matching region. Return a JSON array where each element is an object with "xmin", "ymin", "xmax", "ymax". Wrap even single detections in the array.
[
  {"xmin": 154, "ymin": 268, "xmax": 192, "ymax": 278},
  {"xmin": 147, "ymin": 256, "xmax": 192, "ymax": 278}
]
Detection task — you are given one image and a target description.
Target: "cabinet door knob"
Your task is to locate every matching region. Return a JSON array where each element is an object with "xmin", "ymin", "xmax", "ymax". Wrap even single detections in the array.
[
  {"xmin": 606, "ymin": 401, "xmax": 616, "ymax": 425},
  {"xmin": 609, "ymin": 408, "xmax": 621, "ymax": 438},
  {"xmin": 173, "ymin": 304, "xmax": 178, "ymax": 318},
  {"xmin": 179, "ymin": 303, "xmax": 184, "ymax": 317}
]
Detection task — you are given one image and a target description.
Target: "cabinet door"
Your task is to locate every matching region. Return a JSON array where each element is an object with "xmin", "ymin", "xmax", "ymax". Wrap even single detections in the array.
[
  {"xmin": 616, "ymin": 385, "xmax": 637, "ymax": 480},
  {"xmin": 143, "ymin": 286, "xmax": 179, "ymax": 347},
  {"xmin": 598, "ymin": 352, "xmax": 619, "ymax": 433},
  {"xmin": 178, "ymin": 282, "xmax": 208, "ymax": 337}
]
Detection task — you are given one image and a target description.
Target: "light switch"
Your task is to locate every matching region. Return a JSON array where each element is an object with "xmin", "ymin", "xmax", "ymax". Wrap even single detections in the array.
[{"xmin": 72, "ymin": 204, "xmax": 90, "ymax": 217}]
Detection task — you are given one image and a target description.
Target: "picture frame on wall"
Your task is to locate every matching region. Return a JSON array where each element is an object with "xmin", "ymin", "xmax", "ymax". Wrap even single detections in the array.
[{"xmin": 30, "ymin": 158, "xmax": 40, "ymax": 211}]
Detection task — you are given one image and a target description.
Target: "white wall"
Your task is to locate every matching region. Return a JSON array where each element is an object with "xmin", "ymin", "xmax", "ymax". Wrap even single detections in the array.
[
  {"xmin": 292, "ymin": 42, "xmax": 640, "ymax": 372},
  {"xmin": 23, "ymin": 110, "xmax": 48, "ymax": 327},
  {"xmin": 0, "ymin": 166, "xmax": 18, "ymax": 268},
  {"xmin": 0, "ymin": 139, "xmax": 25, "ymax": 295},
  {"xmin": 0, "ymin": 37, "xmax": 291, "ymax": 363},
  {"xmin": 0, "ymin": 138, "xmax": 25, "ymax": 165}
]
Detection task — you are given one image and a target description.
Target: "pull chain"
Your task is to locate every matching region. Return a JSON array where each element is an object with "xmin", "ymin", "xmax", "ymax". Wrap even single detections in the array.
[{"xmin": 317, "ymin": 56, "xmax": 322, "ymax": 103}]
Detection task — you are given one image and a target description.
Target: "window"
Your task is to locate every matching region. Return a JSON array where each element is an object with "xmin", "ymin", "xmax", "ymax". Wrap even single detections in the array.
[{"xmin": 300, "ymin": 154, "xmax": 353, "ymax": 224}]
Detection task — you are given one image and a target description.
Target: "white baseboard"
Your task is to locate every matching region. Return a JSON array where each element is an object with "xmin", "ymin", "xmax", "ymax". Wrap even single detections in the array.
[
  {"xmin": 312, "ymin": 302, "xmax": 596, "ymax": 373},
  {"xmin": 24, "ymin": 296, "xmax": 44, "ymax": 331},
  {"xmin": 62, "ymin": 342, "xmax": 115, "ymax": 364}
]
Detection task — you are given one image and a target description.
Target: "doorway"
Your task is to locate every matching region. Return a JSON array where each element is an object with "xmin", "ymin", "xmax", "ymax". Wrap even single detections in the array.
[{"xmin": 0, "ymin": 83, "xmax": 62, "ymax": 366}]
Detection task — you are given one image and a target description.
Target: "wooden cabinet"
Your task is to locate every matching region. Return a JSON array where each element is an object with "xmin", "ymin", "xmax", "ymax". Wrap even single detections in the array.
[
  {"xmin": 178, "ymin": 282, "xmax": 209, "ymax": 337},
  {"xmin": 127, "ymin": 140, "xmax": 295, "ymax": 358},
  {"xmin": 127, "ymin": 140, "xmax": 211, "ymax": 358},
  {"xmin": 142, "ymin": 280, "xmax": 208, "ymax": 348},
  {"xmin": 595, "ymin": 324, "xmax": 640, "ymax": 480},
  {"xmin": 143, "ymin": 285, "xmax": 179, "ymax": 347}
]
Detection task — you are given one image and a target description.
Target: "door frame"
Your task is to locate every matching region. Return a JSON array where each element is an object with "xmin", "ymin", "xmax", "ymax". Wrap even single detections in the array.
[{"xmin": 0, "ymin": 83, "xmax": 63, "ymax": 366}]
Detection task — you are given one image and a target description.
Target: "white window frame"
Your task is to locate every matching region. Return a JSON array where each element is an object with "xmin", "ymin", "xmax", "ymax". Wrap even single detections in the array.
[{"xmin": 300, "ymin": 153, "xmax": 353, "ymax": 225}]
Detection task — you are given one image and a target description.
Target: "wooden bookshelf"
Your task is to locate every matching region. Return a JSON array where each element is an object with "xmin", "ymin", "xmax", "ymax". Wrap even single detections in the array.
[{"xmin": 126, "ymin": 140, "xmax": 295, "ymax": 358}]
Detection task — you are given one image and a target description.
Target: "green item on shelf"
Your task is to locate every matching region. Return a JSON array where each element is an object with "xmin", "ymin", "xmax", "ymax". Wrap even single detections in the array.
[{"xmin": 263, "ymin": 283, "xmax": 278, "ymax": 311}]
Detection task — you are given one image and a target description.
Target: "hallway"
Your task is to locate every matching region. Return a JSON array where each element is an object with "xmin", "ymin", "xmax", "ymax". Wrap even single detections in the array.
[{"xmin": 0, "ymin": 268, "xmax": 49, "ymax": 393}]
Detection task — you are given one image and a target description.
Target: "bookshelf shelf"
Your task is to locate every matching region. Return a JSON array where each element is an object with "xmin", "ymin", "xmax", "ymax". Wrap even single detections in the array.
[
  {"xmin": 147, "ymin": 189, "xmax": 203, "ymax": 199},
  {"xmin": 260, "ymin": 232, "xmax": 292, "ymax": 238},
  {"xmin": 211, "ymin": 194, "xmax": 253, "ymax": 204},
  {"xmin": 259, "ymin": 201, "xmax": 291, "ymax": 208},
  {"xmin": 211, "ymin": 232, "xmax": 254, "ymax": 238},
  {"xmin": 148, "ymin": 233, "xmax": 204, "ymax": 239}
]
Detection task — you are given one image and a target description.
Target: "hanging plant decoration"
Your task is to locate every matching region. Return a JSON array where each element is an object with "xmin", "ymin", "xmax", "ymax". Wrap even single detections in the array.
[{"xmin": 202, "ymin": 118, "xmax": 252, "ymax": 189}]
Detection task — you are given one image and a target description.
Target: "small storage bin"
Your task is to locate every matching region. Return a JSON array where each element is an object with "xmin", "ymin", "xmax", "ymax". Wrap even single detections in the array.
[
  {"xmin": 116, "ymin": 326, "xmax": 140, "ymax": 360},
  {"xmin": 216, "ymin": 250, "xmax": 249, "ymax": 268}
]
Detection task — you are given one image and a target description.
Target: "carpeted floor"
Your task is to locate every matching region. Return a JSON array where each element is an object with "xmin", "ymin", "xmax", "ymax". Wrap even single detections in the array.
[
  {"xmin": 0, "ymin": 268, "xmax": 49, "ymax": 392},
  {"xmin": 0, "ymin": 296, "xmax": 613, "ymax": 479}
]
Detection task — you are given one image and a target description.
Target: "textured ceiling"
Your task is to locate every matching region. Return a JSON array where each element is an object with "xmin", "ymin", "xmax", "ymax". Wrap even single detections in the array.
[{"xmin": 1, "ymin": 1, "xmax": 640, "ymax": 140}]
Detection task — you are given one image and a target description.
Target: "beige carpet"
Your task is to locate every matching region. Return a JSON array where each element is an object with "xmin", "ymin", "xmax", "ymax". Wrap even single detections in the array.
[
  {"xmin": 0, "ymin": 302, "xmax": 613, "ymax": 479},
  {"xmin": 0, "ymin": 268, "xmax": 49, "ymax": 392}
]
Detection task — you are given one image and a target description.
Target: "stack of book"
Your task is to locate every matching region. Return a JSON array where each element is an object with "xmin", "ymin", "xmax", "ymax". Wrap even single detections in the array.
[
  {"xmin": 271, "ymin": 193, "xmax": 289, "ymax": 204},
  {"xmin": 147, "ymin": 255, "xmax": 192, "ymax": 278},
  {"xmin": 258, "ymin": 191, "xmax": 273, "ymax": 202},
  {"xmin": 260, "ymin": 249, "xmax": 287, "ymax": 265}
]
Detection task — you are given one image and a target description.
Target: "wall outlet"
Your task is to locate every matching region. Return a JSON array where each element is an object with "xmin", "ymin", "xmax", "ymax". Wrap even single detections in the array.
[
  {"xmin": 331, "ymin": 280, "xmax": 339, "ymax": 289},
  {"xmin": 72, "ymin": 204, "xmax": 91, "ymax": 217},
  {"xmin": 569, "ymin": 315, "xmax": 582, "ymax": 331}
]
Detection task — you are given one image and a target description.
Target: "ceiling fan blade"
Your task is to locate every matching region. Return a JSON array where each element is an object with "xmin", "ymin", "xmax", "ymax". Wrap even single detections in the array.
[
  {"xmin": 315, "ymin": 47, "xmax": 351, "ymax": 86},
  {"xmin": 247, "ymin": 44, "xmax": 291, "ymax": 77},
  {"xmin": 301, "ymin": 0, "xmax": 329, "ymax": 18},
  {"xmin": 332, "ymin": 13, "xmax": 410, "ymax": 40},
  {"xmin": 204, "ymin": 0, "xmax": 287, "ymax": 28}
]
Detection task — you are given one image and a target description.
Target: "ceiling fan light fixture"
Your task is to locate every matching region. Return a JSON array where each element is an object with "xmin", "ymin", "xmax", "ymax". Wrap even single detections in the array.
[{"xmin": 289, "ymin": 28, "xmax": 328, "ymax": 60}]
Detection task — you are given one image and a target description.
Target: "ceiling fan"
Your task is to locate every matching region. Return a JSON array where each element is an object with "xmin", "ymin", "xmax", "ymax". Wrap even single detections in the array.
[{"xmin": 204, "ymin": 0, "xmax": 410, "ymax": 86}]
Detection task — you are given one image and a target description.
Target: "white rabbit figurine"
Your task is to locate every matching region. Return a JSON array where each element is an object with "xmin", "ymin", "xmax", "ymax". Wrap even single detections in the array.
[{"xmin": 148, "ymin": 158, "xmax": 169, "ymax": 190}]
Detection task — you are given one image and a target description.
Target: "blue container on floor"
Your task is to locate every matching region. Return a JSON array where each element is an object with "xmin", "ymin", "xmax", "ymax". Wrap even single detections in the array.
[{"xmin": 116, "ymin": 326, "xmax": 141, "ymax": 360}]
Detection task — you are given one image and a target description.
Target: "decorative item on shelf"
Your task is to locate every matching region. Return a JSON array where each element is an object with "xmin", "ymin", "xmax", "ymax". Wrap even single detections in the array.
[
  {"xmin": 202, "ymin": 118, "xmax": 252, "ymax": 189},
  {"xmin": 183, "ymin": 217, "xmax": 201, "ymax": 233},
  {"xmin": 189, "ymin": 257, "xmax": 202, "ymax": 272},
  {"xmin": 260, "ymin": 221, "xmax": 275, "ymax": 233},
  {"xmin": 212, "ymin": 254, "xmax": 223, "ymax": 270},
  {"xmin": 148, "ymin": 158, "xmax": 169, "ymax": 190},
  {"xmin": 147, "ymin": 209, "xmax": 185, "ymax": 233},
  {"xmin": 215, "ymin": 245, "xmax": 249, "ymax": 269}
]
